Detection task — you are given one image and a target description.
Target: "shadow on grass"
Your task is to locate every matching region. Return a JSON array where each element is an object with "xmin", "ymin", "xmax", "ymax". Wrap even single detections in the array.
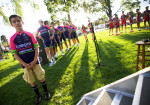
[
  {"xmin": 41, "ymin": 47, "xmax": 79, "ymax": 104},
  {"xmin": 0, "ymin": 47, "xmax": 79, "ymax": 105},
  {"xmin": 118, "ymin": 31, "xmax": 150, "ymax": 43},
  {"xmin": 71, "ymin": 43, "xmax": 94, "ymax": 105},
  {"xmin": 92, "ymin": 40, "xmax": 135, "ymax": 86}
]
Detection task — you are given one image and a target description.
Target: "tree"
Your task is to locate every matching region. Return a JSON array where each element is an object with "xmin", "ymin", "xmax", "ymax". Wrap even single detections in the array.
[
  {"xmin": 82, "ymin": 0, "xmax": 141, "ymax": 18},
  {"xmin": 0, "ymin": 35, "xmax": 9, "ymax": 47},
  {"xmin": 0, "ymin": 0, "xmax": 39, "ymax": 25},
  {"xmin": 44, "ymin": 0, "xmax": 79, "ymax": 22}
]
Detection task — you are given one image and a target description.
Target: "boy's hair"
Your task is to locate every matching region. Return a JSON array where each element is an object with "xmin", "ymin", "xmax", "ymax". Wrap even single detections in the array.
[
  {"xmin": 51, "ymin": 22, "xmax": 54, "ymax": 24},
  {"xmin": 57, "ymin": 20, "xmax": 59, "ymax": 23},
  {"xmin": 44, "ymin": 20, "xmax": 49, "ymax": 25},
  {"xmin": 9, "ymin": 14, "xmax": 22, "ymax": 24}
]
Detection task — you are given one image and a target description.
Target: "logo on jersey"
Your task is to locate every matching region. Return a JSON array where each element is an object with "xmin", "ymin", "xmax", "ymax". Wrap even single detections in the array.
[{"xmin": 16, "ymin": 42, "xmax": 32, "ymax": 49}]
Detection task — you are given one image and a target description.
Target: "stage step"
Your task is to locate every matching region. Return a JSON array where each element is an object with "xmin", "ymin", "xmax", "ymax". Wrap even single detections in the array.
[
  {"xmin": 132, "ymin": 74, "xmax": 150, "ymax": 105},
  {"xmin": 93, "ymin": 89, "xmax": 133, "ymax": 105}
]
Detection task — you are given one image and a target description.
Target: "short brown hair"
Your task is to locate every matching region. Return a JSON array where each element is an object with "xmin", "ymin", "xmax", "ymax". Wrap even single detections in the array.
[{"xmin": 9, "ymin": 15, "xmax": 22, "ymax": 24}]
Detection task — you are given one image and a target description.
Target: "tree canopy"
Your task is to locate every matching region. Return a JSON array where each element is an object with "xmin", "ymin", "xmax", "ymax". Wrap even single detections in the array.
[
  {"xmin": 44, "ymin": 0, "xmax": 80, "ymax": 22},
  {"xmin": 0, "ymin": 0, "xmax": 39, "ymax": 25},
  {"xmin": 82, "ymin": 0, "xmax": 141, "ymax": 18}
]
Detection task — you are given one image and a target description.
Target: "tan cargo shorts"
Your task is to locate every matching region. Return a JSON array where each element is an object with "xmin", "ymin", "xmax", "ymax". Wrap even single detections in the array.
[{"xmin": 23, "ymin": 64, "xmax": 45, "ymax": 84}]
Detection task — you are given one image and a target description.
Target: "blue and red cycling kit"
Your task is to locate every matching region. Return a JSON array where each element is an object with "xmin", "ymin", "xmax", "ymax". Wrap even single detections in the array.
[
  {"xmin": 63, "ymin": 26, "xmax": 70, "ymax": 39},
  {"xmin": 53, "ymin": 27, "xmax": 60, "ymax": 46},
  {"xmin": 10, "ymin": 30, "xmax": 39, "ymax": 68},
  {"xmin": 57, "ymin": 26, "xmax": 66, "ymax": 42},
  {"xmin": 37, "ymin": 25, "xmax": 55, "ymax": 48}
]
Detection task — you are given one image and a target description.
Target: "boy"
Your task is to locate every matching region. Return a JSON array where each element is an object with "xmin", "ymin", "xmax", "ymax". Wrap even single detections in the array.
[
  {"xmin": 9, "ymin": 15, "xmax": 50, "ymax": 105},
  {"xmin": 36, "ymin": 20, "xmax": 55, "ymax": 67},
  {"xmin": 57, "ymin": 21, "xmax": 69, "ymax": 54},
  {"xmin": 51, "ymin": 22, "xmax": 62, "ymax": 56},
  {"xmin": 70, "ymin": 22, "xmax": 80, "ymax": 46},
  {"xmin": 114, "ymin": 14, "xmax": 120, "ymax": 35},
  {"xmin": 44, "ymin": 20, "xmax": 56, "ymax": 64},
  {"xmin": 88, "ymin": 20, "xmax": 94, "ymax": 40},
  {"xmin": 136, "ymin": 9, "xmax": 142, "ymax": 31},
  {"xmin": 81, "ymin": 24, "xmax": 88, "ymax": 42},
  {"xmin": 143, "ymin": 6, "xmax": 150, "ymax": 29},
  {"xmin": 121, "ymin": 11, "xmax": 127, "ymax": 33},
  {"xmin": 109, "ymin": 16, "xmax": 114, "ymax": 36},
  {"xmin": 129, "ymin": 12, "xmax": 134, "ymax": 32},
  {"xmin": 63, "ymin": 22, "xmax": 72, "ymax": 49}
]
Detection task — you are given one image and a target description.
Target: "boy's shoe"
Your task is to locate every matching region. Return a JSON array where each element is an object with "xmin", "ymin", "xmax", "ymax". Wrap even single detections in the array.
[
  {"xmin": 49, "ymin": 61, "xmax": 53, "ymax": 67},
  {"xmin": 145, "ymin": 27, "xmax": 147, "ymax": 30},
  {"xmin": 35, "ymin": 96, "xmax": 41, "ymax": 105},
  {"xmin": 45, "ymin": 93, "xmax": 51, "ymax": 100},
  {"xmin": 61, "ymin": 51, "xmax": 64, "ymax": 55},
  {"xmin": 74, "ymin": 44, "xmax": 77, "ymax": 47},
  {"xmin": 53, "ymin": 59, "xmax": 56, "ymax": 64},
  {"xmin": 55, "ymin": 56, "xmax": 58, "ymax": 59},
  {"xmin": 66, "ymin": 48, "xmax": 69, "ymax": 52},
  {"xmin": 77, "ymin": 43, "xmax": 80, "ymax": 46}
]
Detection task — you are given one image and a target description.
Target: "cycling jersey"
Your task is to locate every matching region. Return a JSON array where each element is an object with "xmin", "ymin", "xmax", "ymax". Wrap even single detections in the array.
[
  {"xmin": 10, "ymin": 30, "xmax": 39, "ymax": 68},
  {"xmin": 121, "ymin": 15, "xmax": 127, "ymax": 25},
  {"xmin": 81, "ymin": 27, "xmax": 87, "ymax": 33},
  {"xmin": 109, "ymin": 19, "xmax": 114, "ymax": 28},
  {"xmin": 144, "ymin": 10, "xmax": 150, "ymax": 21}
]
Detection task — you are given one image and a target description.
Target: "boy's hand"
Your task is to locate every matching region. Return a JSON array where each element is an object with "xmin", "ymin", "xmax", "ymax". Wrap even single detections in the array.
[
  {"xmin": 23, "ymin": 63, "xmax": 32, "ymax": 69},
  {"xmin": 29, "ymin": 61, "xmax": 36, "ymax": 68},
  {"xmin": 50, "ymin": 36, "xmax": 53, "ymax": 40}
]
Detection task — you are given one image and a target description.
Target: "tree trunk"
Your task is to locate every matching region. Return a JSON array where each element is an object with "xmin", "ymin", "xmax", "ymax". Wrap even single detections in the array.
[{"xmin": 67, "ymin": 10, "xmax": 71, "ymax": 22}]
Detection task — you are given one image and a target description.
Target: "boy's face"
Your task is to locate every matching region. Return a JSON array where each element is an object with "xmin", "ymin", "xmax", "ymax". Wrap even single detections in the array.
[
  {"xmin": 11, "ymin": 17, "xmax": 23, "ymax": 30},
  {"xmin": 63, "ymin": 22, "xmax": 65, "ymax": 26},
  {"xmin": 51, "ymin": 23, "xmax": 54, "ymax": 27},
  {"xmin": 39, "ymin": 21, "xmax": 43, "ymax": 26},
  {"xmin": 57, "ymin": 22, "xmax": 60, "ymax": 26}
]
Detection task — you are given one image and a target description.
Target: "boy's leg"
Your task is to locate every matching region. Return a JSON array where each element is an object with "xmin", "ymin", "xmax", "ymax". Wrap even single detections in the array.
[
  {"xmin": 23, "ymin": 68, "xmax": 41, "ymax": 104},
  {"xmin": 33, "ymin": 64, "xmax": 51, "ymax": 100},
  {"xmin": 45, "ymin": 48, "xmax": 52, "ymax": 61}
]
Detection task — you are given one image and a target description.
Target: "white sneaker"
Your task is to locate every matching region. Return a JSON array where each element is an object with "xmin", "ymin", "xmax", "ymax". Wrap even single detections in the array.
[
  {"xmin": 148, "ymin": 47, "xmax": 150, "ymax": 51},
  {"xmin": 49, "ymin": 61, "xmax": 53, "ymax": 67},
  {"xmin": 53, "ymin": 59, "xmax": 56, "ymax": 64},
  {"xmin": 145, "ymin": 27, "xmax": 147, "ymax": 30},
  {"xmin": 61, "ymin": 51, "xmax": 64, "ymax": 55},
  {"xmin": 66, "ymin": 48, "xmax": 69, "ymax": 52},
  {"xmin": 56, "ymin": 52, "xmax": 58, "ymax": 56}
]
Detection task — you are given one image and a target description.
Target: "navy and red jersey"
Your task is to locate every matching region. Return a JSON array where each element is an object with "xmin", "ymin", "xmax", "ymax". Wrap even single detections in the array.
[
  {"xmin": 143, "ymin": 10, "xmax": 150, "ymax": 21},
  {"xmin": 71, "ymin": 26, "xmax": 77, "ymax": 32},
  {"xmin": 37, "ymin": 25, "xmax": 53, "ymax": 42},
  {"xmin": 136, "ymin": 12, "xmax": 141, "ymax": 20},
  {"xmin": 57, "ymin": 26, "xmax": 64, "ymax": 32},
  {"xmin": 121, "ymin": 15, "xmax": 127, "ymax": 22},
  {"xmin": 81, "ymin": 27, "xmax": 87, "ymax": 33},
  {"xmin": 53, "ymin": 27, "xmax": 60, "ymax": 35},
  {"xmin": 109, "ymin": 19, "xmax": 113, "ymax": 28},
  {"xmin": 63, "ymin": 26, "xmax": 69, "ymax": 32},
  {"xmin": 114, "ymin": 18, "xmax": 119, "ymax": 24},
  {"xmin": 10, "ymin": 30, "xmax": 39, "ymax": 68},
  {"xmin": 88, "ymin": 22, "xmax": 93, "ymax": 30}
]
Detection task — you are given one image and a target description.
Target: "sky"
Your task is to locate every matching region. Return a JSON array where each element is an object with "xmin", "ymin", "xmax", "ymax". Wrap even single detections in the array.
[{"xmin": 0, "ymin": 0, "xmax": 149, "ymax": 40}]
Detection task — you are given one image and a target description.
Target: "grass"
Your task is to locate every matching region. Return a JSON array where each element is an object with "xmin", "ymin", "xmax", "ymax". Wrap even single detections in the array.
[{"xmin": 0, "ymin": 22, "xmax": 150, "ymax": 105}]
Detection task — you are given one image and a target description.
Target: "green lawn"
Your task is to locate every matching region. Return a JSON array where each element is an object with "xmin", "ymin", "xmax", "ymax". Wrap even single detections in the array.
[{"xmin": 0, "ymin": 23, "xmax": 150, "ymax": 105}]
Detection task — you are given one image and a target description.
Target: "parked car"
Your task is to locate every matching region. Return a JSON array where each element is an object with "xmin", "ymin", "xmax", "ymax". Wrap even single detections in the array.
[{"xmin": 77, "ymin": 30, "xmax": 83, "ymax": 36}]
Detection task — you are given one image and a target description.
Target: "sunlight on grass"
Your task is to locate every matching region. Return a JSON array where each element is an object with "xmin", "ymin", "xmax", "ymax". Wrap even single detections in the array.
[{"xmin": 0, "ymin": 68, "xmax": 23, "ymax": 87}]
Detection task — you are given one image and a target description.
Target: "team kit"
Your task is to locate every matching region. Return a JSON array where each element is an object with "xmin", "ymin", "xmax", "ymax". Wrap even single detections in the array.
[
  {"xmin": 109, "ymin": 6, "xmax": 150, "ymax": 36},
  {"xmin": 9, "ymin": 14, "xmax": 94, "ymax": 104},
  {"xmin": 9, "ymin": 6, "xmax": 149, "ymax": 105}
]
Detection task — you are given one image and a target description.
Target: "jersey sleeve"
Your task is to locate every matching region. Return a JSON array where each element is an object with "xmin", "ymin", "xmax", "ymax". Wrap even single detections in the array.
[
  {"xmin": 45, "ymin": 25, "xmax": 51, "ymax": 29},
  {"xmin": 37, "ymin": 28, "xmax": 40, "ymax": 34},
  {"xmin": 27, "ymin": 32, "xmax": 39, "ymax": 48},
  {"xmin": 10, "ymin": 36, "xmax": 17, "ymax": 55}
]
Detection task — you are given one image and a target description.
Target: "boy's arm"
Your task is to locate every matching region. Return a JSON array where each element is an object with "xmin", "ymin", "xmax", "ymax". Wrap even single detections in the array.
[
  {"xmin": 14, "ymin": 54, "xmax": 32, "ymax": 69},
  {"xmin": 30, "ymin": 47, "xmax": 39, "ymax": 68}
]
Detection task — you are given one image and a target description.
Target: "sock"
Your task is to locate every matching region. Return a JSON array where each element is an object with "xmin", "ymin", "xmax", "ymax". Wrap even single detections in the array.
[
  {"xmin": 41, "ymin": 81, "xmax": 48, "ymax": 93},
  {"xmin": 32, "ymin": 85, "xmax": 41, "ymax": 97},
  {"xmin": 50, "ymin": 59, "xmax": 53, "ymax": 62}
]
